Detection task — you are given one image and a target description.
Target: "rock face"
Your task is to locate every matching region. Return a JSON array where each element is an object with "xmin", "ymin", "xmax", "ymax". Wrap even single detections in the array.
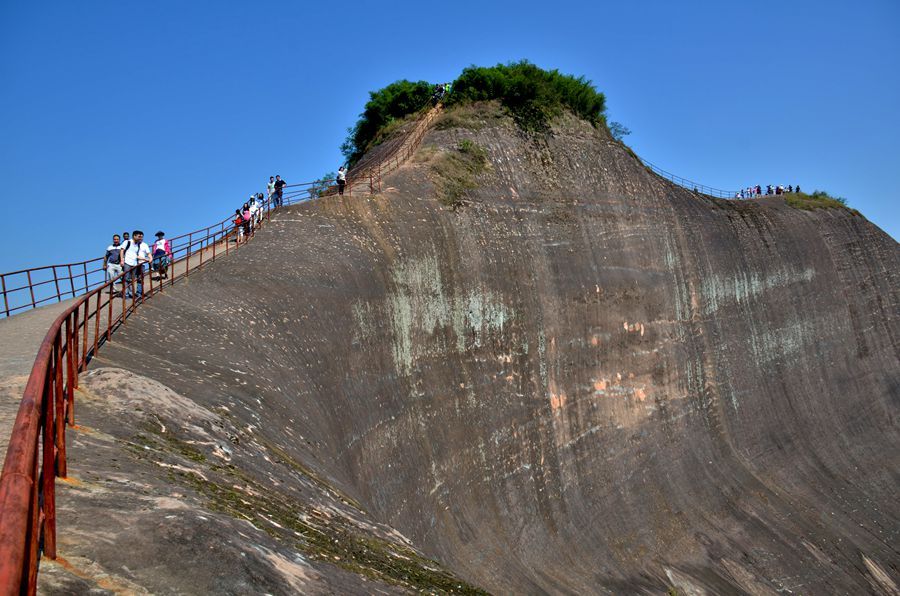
[{"xmin": 60, "ymin": 105, "xmax": 899, "ymax": 594}]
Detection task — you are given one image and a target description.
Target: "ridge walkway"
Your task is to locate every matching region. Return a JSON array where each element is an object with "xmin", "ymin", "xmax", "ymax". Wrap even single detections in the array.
[{"xmin": 0, "ymin": 103, "xmax": 443, "ymax": 595}]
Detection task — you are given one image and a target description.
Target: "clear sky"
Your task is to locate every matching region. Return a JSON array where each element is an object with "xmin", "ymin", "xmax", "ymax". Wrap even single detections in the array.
[{"xmin": 1, "ymin": 0, "xmax": 897, "ymax": 273}]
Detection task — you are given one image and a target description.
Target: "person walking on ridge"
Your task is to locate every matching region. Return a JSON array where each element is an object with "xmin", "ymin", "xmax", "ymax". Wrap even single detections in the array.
[
  {"xmin": 256, "ymin": 193, "xmax": 266, "ymax": 223},
  {"xmin": 267, "ymin": 176, "xmax": 276, "ymax": 203},
  {"xmin": 123, "ymin": 230, "xmax": 151, "ymax": 299},
  {"xmin": 249, "ymin": 195, "xmax": 260, "ymax": 228},
  {"xmin": 336, "ymin": 166, "xmax": 346, "ymax": 195},
  {"xmin": 273, "ymin": 175, "xmax": 286, "ymax": 207},
  {"xmin": 242, "ymin": 203, "xmax": 252, "ymax": 238},
  {"xmin": 104, "ymin": 234, "xmax": 124, "ymax": 296},
  {"xmin": 151, "ymin": 231, "xmax": 173, "ymax": 279},
  {"xmin": 234, "ymin": 209, "xmax": 245, "ymax": 243}
]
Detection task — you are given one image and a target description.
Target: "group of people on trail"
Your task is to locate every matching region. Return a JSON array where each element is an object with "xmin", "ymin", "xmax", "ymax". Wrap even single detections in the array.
[
  {"xmin": 432, "ymin": 82, "xmax": 452, "ymax": 105},
  {"xmin": 234, "ymin": 194, "xmax": 266, "ymax": 244},
  {"xmin": 736, "ymin": 184, "xmax": 801, "ymax": 199},
  {"xmin": 266, "ymin": 175, "xmax": 287, "ymax": 207},
  {"xmin": 103, "ymin": 230, "xmax": 173, "ymax": 299},
  {"xmin": 101, "ymin": 167, "xmax": 351, "ymax": 297}
]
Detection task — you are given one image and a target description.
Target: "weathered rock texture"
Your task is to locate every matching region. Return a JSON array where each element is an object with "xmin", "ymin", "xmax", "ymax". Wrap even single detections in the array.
[{"xmin": 49, "ymin": 105, "xmax": 899, "ymax": 594}]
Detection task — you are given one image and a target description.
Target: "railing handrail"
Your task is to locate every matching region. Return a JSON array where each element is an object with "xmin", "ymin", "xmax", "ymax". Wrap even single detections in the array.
[
  {"xmin": 634, "ymin": 154, "xmax": 738, "ymax": 198},
  {"xmin": 0, "ymin": 103, "xmax": 442, "ymax": 595}
]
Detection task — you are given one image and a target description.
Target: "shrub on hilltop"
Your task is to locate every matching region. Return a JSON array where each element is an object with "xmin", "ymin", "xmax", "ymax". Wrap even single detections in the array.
[
  {"xmin": 784, "ymin": 190, "xmax": 858, "ymax": 214},
  {"xmin": 341, "ymin": 80, "xmax": 434, "ymax": 166},
  {"xmin": 341, "ymin": 62, "xmax": 610, "ymax": 166},
  {"xmin": 445, "ymin": 61, "xmax": 607, "ymax": 132}
]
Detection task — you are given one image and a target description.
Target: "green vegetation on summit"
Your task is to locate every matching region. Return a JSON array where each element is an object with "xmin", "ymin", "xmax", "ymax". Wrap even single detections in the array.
[
  {"xmin": 341, "ymin": 80, "xmax": 434, "ymax": 166},
  {"xmin": 784, "ymin": 190, "xmax": 858, "ymax": 214},
  {"xmin": 341, "ymin": 61, "xmax": 608, "ymax": 166},
  {"xmin": 446, "ymin": 61, "xmax": 606, "ymax": 131}
]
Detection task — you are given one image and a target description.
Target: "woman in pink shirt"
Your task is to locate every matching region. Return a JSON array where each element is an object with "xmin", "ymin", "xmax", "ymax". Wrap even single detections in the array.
[{"xmin": 151, "ymin": 231, "xmax": 174, "ymax": 279}]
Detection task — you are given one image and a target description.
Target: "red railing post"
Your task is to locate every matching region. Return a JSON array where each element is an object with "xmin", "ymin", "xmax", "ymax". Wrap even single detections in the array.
[
  {"xmin": 107, "ymin": 282, "xmax": 114, "ymax": 341},
  {"xmin": 186, "ymin": 233, "xmax": 192, "ymax": 277},
  {"xmin": 54, "ymin": 334, "xmax": 66, "ymax": 475},
  {"xmin": 68, "ymin": 265, "xmax": 75, "ymax": 298},
  {"xmin": 52, "ymin": 267, "xmax": 61, "ymax": 303},
  {"xmin": 80, "ymin": 300, "xmax": 89, "ymax": 370},
  {"xmin": 1, "ymin": 274, "xmax": 8, "ymax": 318},
  {"xmin": 26, "ymin": 271, "xmax": 36, "ymax": 309},
  {"xmin": 66, "ymin": 314, "xmax": 76, "ymax": 404},
  {"xmin": 93, "ymin": 291, "xmax": 101, "ymax": 356},
  {"xmin": 42, "ymin": 355, "xmax": 57, "ymax": 559},
  {"xmin": 25, "ymin": 431, "xmax": 41, "ymax": 593}
]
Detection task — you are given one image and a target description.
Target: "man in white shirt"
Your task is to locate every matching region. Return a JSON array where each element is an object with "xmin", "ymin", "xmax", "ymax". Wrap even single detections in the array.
[{"xmin": 122, "ymin": 230, "xmax": 152, "ymax": 299}]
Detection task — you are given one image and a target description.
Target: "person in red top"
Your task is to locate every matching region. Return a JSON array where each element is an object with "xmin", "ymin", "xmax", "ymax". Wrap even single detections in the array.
[{"xmin": 234, "ymin": 209, "xmax": 245, "ymax": 243}]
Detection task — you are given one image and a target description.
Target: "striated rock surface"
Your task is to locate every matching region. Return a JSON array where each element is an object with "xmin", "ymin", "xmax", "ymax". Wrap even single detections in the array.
[{"xmin": 47, "ymin": 104, "xmax": 899, "ymax": 593}]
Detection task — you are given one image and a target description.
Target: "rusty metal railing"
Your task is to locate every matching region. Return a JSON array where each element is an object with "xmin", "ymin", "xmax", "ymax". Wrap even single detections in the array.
[
  {"xmin": 635, "ymin": 155, "xmax": 739, "ymax": 199},
  {"xmin": 0, "ymin": 103, "xmax": 441, "ymax": 595}
]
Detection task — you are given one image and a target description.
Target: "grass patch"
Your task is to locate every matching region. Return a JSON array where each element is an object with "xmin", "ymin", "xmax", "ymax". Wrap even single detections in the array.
[
  {"xmin": 368, "ymin": 109, "xmax": 427, "ymax": 147},
  {"xmin": 783, "ymin": 190, "xmax": 859, "ymax": 215},
  {"xmin": 435, "ymin": 101, "xmax": 506, "ymax": 131},
  {"xmin": 174, "ymin": 467, "xmax": 485, "ymax": 593},
  {"xmin": 428, "ymin": 140, "xmax": 492, "ymax": 208}
]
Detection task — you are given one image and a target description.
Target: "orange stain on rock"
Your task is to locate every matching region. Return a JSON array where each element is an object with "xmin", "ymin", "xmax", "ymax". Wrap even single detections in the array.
[{"xmin": 550, "ymin": 393, "xmax": 568, "ymax": 410}]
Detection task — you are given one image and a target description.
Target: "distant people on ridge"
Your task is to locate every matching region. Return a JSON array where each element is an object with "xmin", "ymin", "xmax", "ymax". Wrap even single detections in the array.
[
  {"xmin": 336, "ymin": 166, "xmax": 346, "ymax": 195},
  {"xmin": 267, "ymin": 176, "xmax": 276, "ymax": 204},
  {"xmin": 432, "ymin": 83, "xmax": 446, "ymax": 105}
]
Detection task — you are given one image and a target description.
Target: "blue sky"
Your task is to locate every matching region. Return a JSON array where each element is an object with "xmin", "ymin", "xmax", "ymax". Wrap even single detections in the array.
[{"xmin": 1, "ymin": 0, "xmax": 897, "ymax": 273}]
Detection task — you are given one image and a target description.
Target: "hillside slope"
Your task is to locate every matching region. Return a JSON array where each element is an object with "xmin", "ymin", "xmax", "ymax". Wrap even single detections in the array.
[{"xmin": 55, "ymin": 105, "xmax": 900, "ymax": 594}]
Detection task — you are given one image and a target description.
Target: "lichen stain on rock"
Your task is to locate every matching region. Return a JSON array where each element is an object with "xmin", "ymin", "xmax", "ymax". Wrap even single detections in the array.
[
  {"xmin": 353, "ymin": 250, "xmax": 513, "ymax": 375},
  {"xmin": 700, "ymin": 266, "xmax": 816, "ymax": 315},
  {"xmin": 748, "ymin": 318, "xmax": 816, "ymax": 366}
]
